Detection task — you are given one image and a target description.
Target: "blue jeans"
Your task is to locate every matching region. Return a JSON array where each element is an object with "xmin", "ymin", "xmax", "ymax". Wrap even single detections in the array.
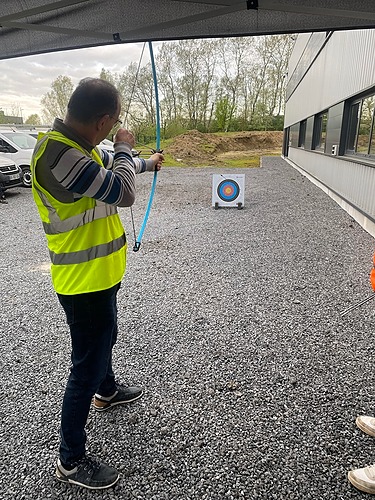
[{"xmin": 57, "ymin": 282, "xmax": 121, "ymax": 465}]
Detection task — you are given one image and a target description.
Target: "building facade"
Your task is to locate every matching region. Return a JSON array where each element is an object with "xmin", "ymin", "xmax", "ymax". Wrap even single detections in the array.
[
  {"xmin": 283, "ymin": 30, "xmax": 375, "ymax": 237},
  {"xmin": 0, "ymin": 111, "xmax": 23, "ymax": 125}
]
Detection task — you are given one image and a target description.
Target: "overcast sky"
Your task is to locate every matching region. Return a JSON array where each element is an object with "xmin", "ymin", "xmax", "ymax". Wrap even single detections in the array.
[{"xmin": 0, "ymin": 42, "xmax": 157, "ymax": 120}]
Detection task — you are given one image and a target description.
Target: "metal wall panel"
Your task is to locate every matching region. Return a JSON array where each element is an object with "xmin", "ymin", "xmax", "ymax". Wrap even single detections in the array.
[
  {"xmin": 287, "ymin": 33, "xmax": 312, "ymax": 78},
  {"xmin": 286, "ymin": 32, "xmax": 329, "ymax": 101},
  {"xmin": 285, "ymin": 29, "xmax": 375, "ymax": 127},
  {"xmin": 288, "ymin": 148, "xmax": 375, "ymax": 221}
]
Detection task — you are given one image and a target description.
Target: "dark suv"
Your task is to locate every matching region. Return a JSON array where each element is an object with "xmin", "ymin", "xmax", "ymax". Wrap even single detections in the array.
[
  {"xmin": 0, "ymin": 157, "xmax": 23, "ymax": 190},
  {"xmin": 0, "ymin": 129, "xmax": 36, "ymax": 188}
]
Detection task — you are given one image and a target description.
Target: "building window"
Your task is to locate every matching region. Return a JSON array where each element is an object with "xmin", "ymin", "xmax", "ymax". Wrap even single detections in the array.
[
  {"xmin": 298, "ymin": 120, "xmax": 307, "ymax": 147},
  {"xmin": 347, "ymin": 102, "xmax": 360, "ymax": 153},
  {"xmin": 313, "ymin": 111, "xmax": 328, "ymax": 151},
  {"xmin": 290, "ymin": 123, "xmax": 299, "ymax": 147},
  {"xmin": 305, "ymin": 116, "xmax": 314, "ymax": 150},
  {"xmin": 346, "ymin": 94, "xmax": 375, "ymax": 156}
]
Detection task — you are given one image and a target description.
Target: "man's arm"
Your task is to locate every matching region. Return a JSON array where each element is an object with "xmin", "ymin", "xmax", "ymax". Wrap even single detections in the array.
[
  {"xmin": 101, "ymin": 128, "xmax": 163, "ymax": 174},
  {"xmin": 100, "ymin": 146, "xmax": 154, "ymax": 174},
  {"xmin": 100, "ymin": 141, "xmax": 162, "ymax": 175},
  {"xmin": 49, "ymin": 145, "xmax": 162, "ymax": 208},
  {"xmin": 49, "ymin": 141, "xmax": 137, "ymax": 207}
]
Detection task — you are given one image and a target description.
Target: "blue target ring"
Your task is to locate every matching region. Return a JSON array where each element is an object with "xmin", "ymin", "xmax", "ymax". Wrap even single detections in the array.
[{"xmin": 217, "ymin": 179, "xmax": 240, "ymax": 202}]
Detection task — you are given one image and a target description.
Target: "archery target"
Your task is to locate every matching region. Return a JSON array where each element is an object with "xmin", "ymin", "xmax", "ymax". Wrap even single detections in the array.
[
  {"xmin": 218, "ymin": 179, "xmax": 240, "ymax": 202},
  {"xmin": 212, "ymin": 174, "xmax": 245, "ymax": 208}
]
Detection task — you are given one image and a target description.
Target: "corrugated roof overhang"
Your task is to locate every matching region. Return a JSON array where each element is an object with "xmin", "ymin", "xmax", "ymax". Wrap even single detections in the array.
[{"xmin": 1, "ymin": 0, "xmax": 375, "ymax": 60}]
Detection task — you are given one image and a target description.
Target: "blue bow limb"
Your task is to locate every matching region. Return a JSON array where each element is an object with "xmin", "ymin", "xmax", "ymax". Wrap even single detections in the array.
[{"xmin": 133, "ymin": 40, "xmax": 161, "ymax": 252}]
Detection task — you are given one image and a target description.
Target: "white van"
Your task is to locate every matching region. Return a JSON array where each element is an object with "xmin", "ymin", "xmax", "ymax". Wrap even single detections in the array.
[
  {"xmin": 0, "ymin": 129, "xmax": 139, "ymax": 190},
  {"xmin": 23, "ymin": 133, "xmax": 139, "ymax": 157},
  {"xmin": 0, "ymin": 129, "xmax": 36, "ymax": 187}
]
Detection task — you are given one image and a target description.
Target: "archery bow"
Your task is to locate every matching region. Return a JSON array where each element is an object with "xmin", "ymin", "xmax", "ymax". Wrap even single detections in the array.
[{"xmin": 133, "ymin": 40, "xmax": 161, "ymax": 252}]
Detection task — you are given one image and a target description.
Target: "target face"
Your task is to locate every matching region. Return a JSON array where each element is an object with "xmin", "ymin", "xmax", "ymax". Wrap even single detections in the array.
[
  {"xmin": 212, "ymin": 174, "xmax": 245, "ymax": 208},
  {"xmin": 217, "ymin": 179, "xmax": 240, "ymax": 202}
]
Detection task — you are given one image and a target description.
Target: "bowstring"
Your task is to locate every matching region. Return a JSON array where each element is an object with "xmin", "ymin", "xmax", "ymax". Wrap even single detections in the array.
[
  {"xmin": 123, "ymin": 42, "xmax": 147, "ymax": 245},
  {"xmin": 123, "ymin": 41, "xmax": 146, "ymax": 129}
]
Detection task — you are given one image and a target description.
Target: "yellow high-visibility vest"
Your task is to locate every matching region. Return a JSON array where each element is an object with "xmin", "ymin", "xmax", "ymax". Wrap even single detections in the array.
[{"xmin": 31, "ymin": 131, "xmax": 126, "ymax": 295}]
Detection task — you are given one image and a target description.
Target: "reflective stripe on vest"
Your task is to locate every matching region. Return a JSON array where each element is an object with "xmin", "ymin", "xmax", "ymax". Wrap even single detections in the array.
[
  {"xmin": 37, "ymin": 189, "xmax": 117, "ymax": 235},
  {"xmin": 50, "ymin": 233, "xmax": 126, "ymax": 265}
]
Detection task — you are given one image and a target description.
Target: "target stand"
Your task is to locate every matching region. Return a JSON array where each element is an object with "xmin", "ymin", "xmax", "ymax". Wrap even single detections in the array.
[{"xmin": 212, "ymin": 174, "xmax": 245, "ymax": 210}]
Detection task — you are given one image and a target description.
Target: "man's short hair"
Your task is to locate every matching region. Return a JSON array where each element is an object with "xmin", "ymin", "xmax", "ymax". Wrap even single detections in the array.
[{"xmin": 67, "ymin": 78, "xmax": 120, "ymax": 123}]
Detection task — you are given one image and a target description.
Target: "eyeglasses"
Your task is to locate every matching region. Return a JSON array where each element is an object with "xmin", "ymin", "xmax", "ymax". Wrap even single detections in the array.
[
  {"xmin": 98, "ymin": 113, "xmax": 122, "ymax": 126},
  {"xmin": 98, "ymin": 114, "xmax": 122, "ymax": 128}
]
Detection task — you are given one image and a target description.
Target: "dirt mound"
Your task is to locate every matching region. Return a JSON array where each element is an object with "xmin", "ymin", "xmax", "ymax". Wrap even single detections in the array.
[{"xmin": 167, "ymin": 130, "xmax": 283, "ymax": 166}]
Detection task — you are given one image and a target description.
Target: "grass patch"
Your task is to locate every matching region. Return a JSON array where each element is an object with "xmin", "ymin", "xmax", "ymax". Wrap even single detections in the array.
[
  {"xmin": 161, "ymin": 153, "xmax": 180, "ymax": 167},
  {"xmin": 220, "ymin": 152, "xmax": 280, "ymax": 168},
  {"xmin": 221, "ymin": 157, "xmax": 260, "ymax": 168},
  {"xmin": 135, "ymin": 134, "xmax": 281, "ymax": 168},
  {"xmin": 136, "ymin": 138, "xmax": 180, "ymax": 167},
  {"xmin": 137, "ymin": 138, "xmax": 173, "ymax": 152}
]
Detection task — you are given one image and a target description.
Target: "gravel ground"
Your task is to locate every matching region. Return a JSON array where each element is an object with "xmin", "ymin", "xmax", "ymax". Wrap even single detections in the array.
[{"xmin": 1, "ymin": 156, "xmax": 375, "ymax": 500}]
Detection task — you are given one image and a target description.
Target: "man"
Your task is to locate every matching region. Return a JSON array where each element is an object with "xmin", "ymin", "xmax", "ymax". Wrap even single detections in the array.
[
  {"xmin": 348, "ymin": 253, "xmax": 375, "ymax": 494},
  {"xmin": 31, "ymin": 78, "xmax": 163, "ymax": 490}
]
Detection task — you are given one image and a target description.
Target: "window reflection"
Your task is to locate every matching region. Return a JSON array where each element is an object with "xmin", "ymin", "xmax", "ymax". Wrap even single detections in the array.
[{"xmin": 346, "ymin": 94, "xmax": 375, "ymax": 156}]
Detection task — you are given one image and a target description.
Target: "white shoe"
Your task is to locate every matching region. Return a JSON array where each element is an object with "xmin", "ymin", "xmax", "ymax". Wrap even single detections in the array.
[
  {"xmin": 348, "ymin": 464, "xmax": 375, "ymax": 494},
  {"xmin": 356, "ymin": 416, "xmax": 375, "ymax": 437}
]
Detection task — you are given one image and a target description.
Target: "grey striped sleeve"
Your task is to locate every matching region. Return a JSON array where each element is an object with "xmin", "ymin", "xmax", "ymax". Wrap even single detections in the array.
[
  {"xmin": 101, "ymin": 143, "xmax": 155, "ymax": 174},
  {"xmin": 50, "ymin": 143, "xmax": 137, "ymax": 207}
]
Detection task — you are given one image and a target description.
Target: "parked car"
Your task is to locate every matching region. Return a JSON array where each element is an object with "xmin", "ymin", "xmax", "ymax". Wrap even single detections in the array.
[
  {"xmin": 24, "ymin": 131, "xmax": 122, "ymax": 155},
  {"xmin": 26, "ymin": 133, "xmax": 117, "ymax": 155},
  {"xmin": 97, "ymin": 138, "xmax": 114, "ymax": 153},
  {"xmin": 0, "ymin": 130, "xmax": 139, "ymax": 190},
  {"xmin": 24, "ymin": 130, "xmax": 141, "ymax": 156},
  {"xmin": 26, "ymin": 132, "xmax": 124, "ymax": 154},
  {"xmin": 0, "ymin": 129, "xmax": 36, "ymax": 188},
  {"xmin": 24, "ymin": 130, "xmax": 43, "ymax": 140},
  {"xmin": 97, "ymin": 138, "xmax": 140, "ymax": 157},
  {"xmin": 0, "ymin": 156, "xmax": 23, "ymax": 190}
]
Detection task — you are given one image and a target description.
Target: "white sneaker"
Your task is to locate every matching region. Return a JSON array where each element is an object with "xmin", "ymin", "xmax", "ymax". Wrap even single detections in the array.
[
  {"xmin": 356, "ymin": 416, "xmax": 375, "ymax": 437},
  {"xmin": 348, "ymin": 464, "xmax": 375, "ymax": 494}
]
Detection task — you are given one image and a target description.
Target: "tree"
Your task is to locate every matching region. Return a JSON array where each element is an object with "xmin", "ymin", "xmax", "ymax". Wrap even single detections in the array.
[
  {"xmin": 245, "ymin": 35, "xmax": 294, "ymax": 129},
  {"xmin": 157, "ymin": 42, "xmax": 183, "ymax": 126},
  {"xmin": 173, "ymin": 39, "xmax": 218, "ymax": 131},
  {"xmin": 41, "ymin": 75, "xmax": 74, "ymax": 123},
  {"xmin": 9, "ymin": 103, "xmax": 23, "ymax": 119},
  {"xmin": 116, "ymin": 61, "xmax": 159, "ymax": 142},
  {"xmin": 39, "ymin": 35, "xmax": 295, "ymax": 136},
  {"xmin": 214, "ymin": 96, "xmax": 236, "ymax": 132},
  {"xmin": 25, "ymin": 114, "xmax": 42, "ymax": 125},
  {"xmin": 215, "ymin": 38, "xmax": 252, "ymax": 131}
]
